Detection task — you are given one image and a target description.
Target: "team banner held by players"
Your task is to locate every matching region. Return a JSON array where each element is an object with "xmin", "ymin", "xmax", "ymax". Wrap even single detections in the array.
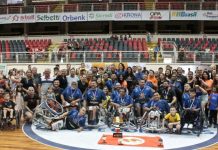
[{"xmin": 142, "ymin": 11, "xmax": 169, "ymax": 20}]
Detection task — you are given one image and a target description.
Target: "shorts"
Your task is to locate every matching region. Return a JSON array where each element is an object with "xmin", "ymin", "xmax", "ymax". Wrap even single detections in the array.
[
  {"xmin": 65, "ymin": 117, "xmax": 79, "ymax": 130},
  {"xmin": 200, "ymin": 94, "xmax": 208, "ymax": 106},
  {"xmin": 118, "ymin": 107, "xmax": 130, "ymax": 114}
]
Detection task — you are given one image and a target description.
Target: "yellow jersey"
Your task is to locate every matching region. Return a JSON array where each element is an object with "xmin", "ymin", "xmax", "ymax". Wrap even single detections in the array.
[
  {"xmin": 102, "ymin": 95, "xmax": 110, "ymax": 109},
  {"xmin": 164, "ymin": 113, "xmax": 180, "ymax": 123}
]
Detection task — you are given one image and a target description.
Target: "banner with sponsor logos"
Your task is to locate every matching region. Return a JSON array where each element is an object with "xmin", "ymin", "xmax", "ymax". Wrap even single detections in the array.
[
  {"xmin": 201, "ymin": 11, "xmax": 218, "ymax": 20},
  {"xmin": 1, "ymin": 11, "xmax": 218, "ymax": 24},
  {"xmin": 9, "ymin": 14, "xmax": 35, "ymax": 23},
  {"xmin": 36, "ymin": 13, "xmax": 61, "ymax": 22},
  {"xmin": 88, "ymin": 11, "xmax": 114, "ymax": 21},
  {"xmin": 61, "ymin": 12, "xmax": 87, "ymax": 22},
  {"xmin": 114, "ymin": 11, "xmax": 142, "ymax": 21},
  {"xmin": 142, "ymin": 11, "xmax": 169, "ymax": 21},
  {"xmin": 0, "ymin": 15, "xmax": 11, "ymax": 24},
  {"xmin": 170, "ymin": 11, "xmax": 201, "ymax": 20}
]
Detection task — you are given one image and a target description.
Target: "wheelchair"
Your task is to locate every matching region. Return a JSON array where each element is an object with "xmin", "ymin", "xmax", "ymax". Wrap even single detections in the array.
[
  {"xmin": 139, "ymin": 108, "xmax": 166, "ymax": 133},
  {"xmin": 107, "ymin": 106, "xmax": 138, "ymax": 132},
  {"xmin": 85, "ymin": 105, "xmax": 108, "ymax": 129},
  {"xmin": 180, "ymin": 108, "xmax": 204, "ymax": 137},
  {"xmin": 32, "ymin": 98, "xmax": 64, "ymax": 130},
  {"xmin": 0, "ymin": 106, "xmax": 19, "ymax": 130}
]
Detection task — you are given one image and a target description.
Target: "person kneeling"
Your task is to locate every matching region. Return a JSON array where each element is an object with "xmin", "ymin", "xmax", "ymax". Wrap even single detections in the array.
[
  {"xmin": 164, "ymin": 106, "xmax": 181, "ymax": 134},
  {"xmin": 51, "ymin": 107, "xmax": 86, "ymax": 132}
]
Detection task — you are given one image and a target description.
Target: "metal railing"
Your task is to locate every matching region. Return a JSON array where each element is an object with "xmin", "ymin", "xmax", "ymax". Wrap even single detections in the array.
[
  {"xmin": 0, "ymin": 51, "xmax": 217, "ymax": 64},
  {"xmin": 0, "ymin": 2, "xmax": 218, "ymax": 14}
]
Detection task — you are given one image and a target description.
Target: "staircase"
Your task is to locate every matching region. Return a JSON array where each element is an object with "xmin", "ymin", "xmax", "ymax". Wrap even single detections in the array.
[{"xmin": 147, "ymin": 42, "xmax": 163, "ymax": 63}]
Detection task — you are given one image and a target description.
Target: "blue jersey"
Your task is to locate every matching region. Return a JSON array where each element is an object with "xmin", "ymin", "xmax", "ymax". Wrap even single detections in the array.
[
  {"xmin": 62, "ymin": 86, "xmax": 82, "ymax": 102},
  {"xmin": 85, "ymin": 88, "xmax": 106, "ymax": 105},
  {"xmin": 183, "ymin": 97, "xmax": 201, "ymax": 109},
  {"xmin": 113, "ymin": 94, "xmax": 133, "ymax": 106},
  {"xmin": 145, "ymin": 81, "xmax": 154, "ymax": 89},
  {"xmin": 182, "ymin": 92, "xmax": 190, "ymax": 104},
  {"xmin": 209, "ymin": 93, "xmax": 218, "ymax": 110},
  {"xmin": 111, "ymin": 90, "xmax": 119, "ymax": 101},
  {"xmin": 170, "ymin": 80, "xmax": 182, "ymax": 92},
  {"xmin": 105, "ymin": 80, "xmax": 118, "ymax": 90},
  {"xmin": 67, "ymin": 109, "xmax": 86, "ymax": 127},
  {"xmin": 116, "ymin": 70, "xmax": 126, "ymax": 76},
  {"xmin": 135, "ymin": 72, "xmax": 144, "ymax": 81},
  {"xmin": 131, "ymin": 86, "xmax": 153, "ymax": 103},
  {"xmin": 145, "ymin": 99, "xmax": 169, "ymax": 113}
]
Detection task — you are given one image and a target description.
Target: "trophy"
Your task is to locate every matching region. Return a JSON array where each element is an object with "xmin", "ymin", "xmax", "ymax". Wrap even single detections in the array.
[{"xmin": 113, "ymin": 116, "xmax": 123, "ymax": 138}]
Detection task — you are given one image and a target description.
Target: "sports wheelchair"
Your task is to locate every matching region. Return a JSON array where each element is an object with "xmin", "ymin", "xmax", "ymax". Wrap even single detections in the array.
[
  {"xmin": 85, "ymin": 105, "xmax": 109, "ymax": 129},
  {"xmin": 32, "ymin": 98, "xmax": 64, "ymax": 130},
  {"xmin": 139, "ymin": 108, "xmax": 166, "ymax": 133},
  {"xmin": 106, "ymin": 106, "xmax": 138, "ymax": 132},
  {"xmin": 180, "ymin": 108, "xmax": 204, "ymax": 137}
]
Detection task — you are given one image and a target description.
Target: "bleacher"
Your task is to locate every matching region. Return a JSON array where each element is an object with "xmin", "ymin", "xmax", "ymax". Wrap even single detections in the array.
[
  {"xmin": 0, "ymin": 39, "xmax": 51, "ymax": 62},
  {"xmin": 62, "ymin": 37, "xmax": 154, "ymax": 62}
]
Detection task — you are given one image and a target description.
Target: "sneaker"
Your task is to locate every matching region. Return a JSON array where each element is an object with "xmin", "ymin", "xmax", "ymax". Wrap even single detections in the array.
[
  {"xmin": 188, "ymin": 124, "xmax": 193, "ymax": 129},
  {"xmin": 51, "ymin": 120, "xmax": 63, "ymax": 131},
  {"xmin": 183, "ymin": 123, "xmax": 188, "ymax": 128}
]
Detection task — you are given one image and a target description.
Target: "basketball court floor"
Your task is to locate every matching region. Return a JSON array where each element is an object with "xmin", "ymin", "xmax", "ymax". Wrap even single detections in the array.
[{"xmin": 21, "ymin": 123, "xmax": 218, "ymax": 150}]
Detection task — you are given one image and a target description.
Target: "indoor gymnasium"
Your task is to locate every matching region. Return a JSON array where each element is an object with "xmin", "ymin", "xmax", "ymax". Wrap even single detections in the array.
[{"xmin": 0, "ymin": 0, "xmax": 218, "ymax": 150}]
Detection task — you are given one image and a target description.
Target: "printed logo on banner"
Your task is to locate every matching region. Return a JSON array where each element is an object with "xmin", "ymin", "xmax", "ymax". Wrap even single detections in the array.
[
  {"xmin": 89, "ymin": 13, "xmax": 95, "ymax": 19},
  {"xmin": 171, "ymin": 11, "xmax": 197, "ymax": 17},
  {"xmin": 36, "ymin": 14, "xmax": 61, "ymax": 22},
  {"xmin": 11, "ymin": 14, "xmax": 35, "ymax": 23},
  {"xmin": 150, "ymin": 12, "xmax": 162, "ymax": 20},
  {"xmin": 141, "ymin": 11, "xmax": 169, "ymax": 20},
  {"xmin": 88, "ymin": 12, "xmax": 114, "ymax": 21},
  {"xmin": 62, "ymin": 13, "xmax": 87, "ymax": 22},
  {"xmin": 203, "ymin": 11, "xmax": 218, "ymax": 19},
  {"xmin": 114, "ymin": 12, "xmax": 142, "ymax": 20},
  {"xmin": 0, "ymin": 15, "xmax": 11, "ymax": 24}
]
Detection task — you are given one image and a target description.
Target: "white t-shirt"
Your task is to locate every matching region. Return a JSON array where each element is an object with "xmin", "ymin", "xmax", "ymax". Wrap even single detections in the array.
[{"xmin": 66, "ymin": 75, "xmax": 79, "ymax": 86}]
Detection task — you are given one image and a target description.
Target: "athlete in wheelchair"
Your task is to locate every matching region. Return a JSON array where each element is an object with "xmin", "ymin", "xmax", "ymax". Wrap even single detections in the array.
[
  {"xmin": 181, "ymin": 88, "xmax": 203, "ymax": 136},
  {"xmin": 110, "ymin": 87, "xmax": 137, "ymax": 131},
  {"xmin": 140, "ymin": 92, "xmax": 169, "ymax": 133},
  {"xmin": 83, "ymin": 80, "xmax": 106, "ymax": 127},
  {"xmin": 61, "ymin": 81, "xmax": 82, "ymax": 110}
]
